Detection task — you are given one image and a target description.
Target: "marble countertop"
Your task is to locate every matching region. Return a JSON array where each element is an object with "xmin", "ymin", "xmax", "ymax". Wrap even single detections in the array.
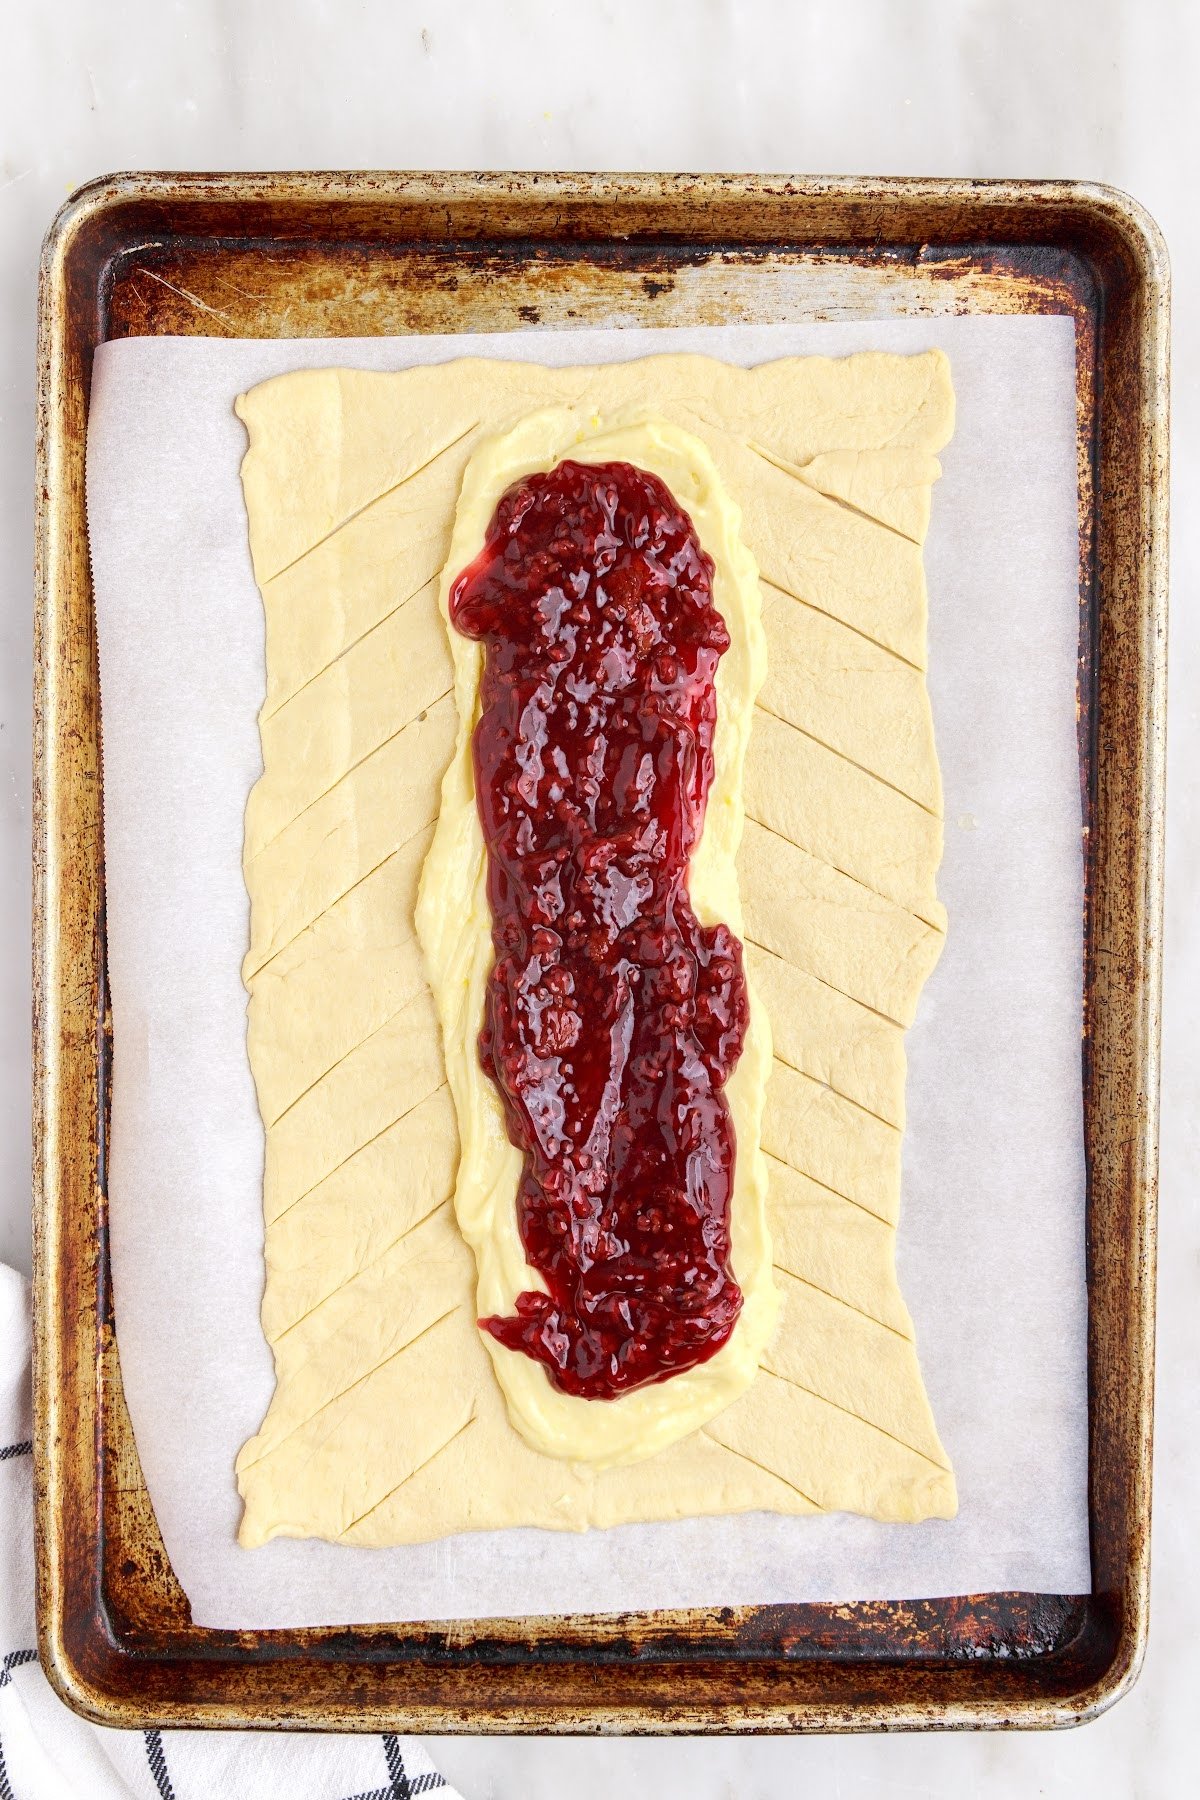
[{"xmin": 2, "ymin": 2, "xmax": 1194, "ymax": 1793}]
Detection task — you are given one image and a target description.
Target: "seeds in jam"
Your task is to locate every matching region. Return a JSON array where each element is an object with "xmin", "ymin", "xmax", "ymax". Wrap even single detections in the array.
[{"xmin": 450, "ymin": 459, "xmax": 749, "ymax": 1399}]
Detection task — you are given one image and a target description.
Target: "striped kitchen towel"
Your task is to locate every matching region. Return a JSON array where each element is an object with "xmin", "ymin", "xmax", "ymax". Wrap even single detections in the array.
[{"xmin": 0, "ymin": 1265, "xmax": 461, "ymax": 1800}]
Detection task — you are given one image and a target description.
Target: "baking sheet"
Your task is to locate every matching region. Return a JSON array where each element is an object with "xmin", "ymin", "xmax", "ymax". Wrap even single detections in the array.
[{"xmin": 86, "ymin": 317, "xmax": 1089, "ymax": 1629}]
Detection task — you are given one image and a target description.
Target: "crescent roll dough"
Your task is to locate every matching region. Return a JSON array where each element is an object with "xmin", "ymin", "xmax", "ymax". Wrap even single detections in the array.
[{"xmin": 233, "ymin": 350, "xmax": 956, "ymax": 1547}]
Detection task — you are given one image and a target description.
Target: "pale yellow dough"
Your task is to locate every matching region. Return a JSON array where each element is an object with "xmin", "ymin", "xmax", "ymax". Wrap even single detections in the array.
[{"xmin": 234, "ymin": 351, "xmax": 957, "ymax": 1546}]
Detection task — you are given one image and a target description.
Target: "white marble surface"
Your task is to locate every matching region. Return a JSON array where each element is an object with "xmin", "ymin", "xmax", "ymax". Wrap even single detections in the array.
[{"xmin": 1, "ymin": 1, "xmax": 1194, "ymax": 1793}]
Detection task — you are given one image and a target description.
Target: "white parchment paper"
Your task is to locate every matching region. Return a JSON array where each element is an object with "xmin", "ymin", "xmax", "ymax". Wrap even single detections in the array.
[{"xmin": 86, "ymin": 317, "xmax": 1089, "ymax": 1629}]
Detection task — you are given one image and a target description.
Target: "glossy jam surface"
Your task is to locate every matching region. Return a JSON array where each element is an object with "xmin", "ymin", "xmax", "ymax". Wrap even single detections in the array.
[{"xmin": 451, "ymin": 459, "xmax": 748, "ymax": 1399}]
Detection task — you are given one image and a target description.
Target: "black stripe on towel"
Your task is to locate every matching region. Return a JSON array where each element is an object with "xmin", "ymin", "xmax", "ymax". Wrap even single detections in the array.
[
  {"xmin": 384, "ymin": 1733, "xmax": 413, "ymax": 1799},
  {"xmin": 144, "ymin": 1727, "xmax": 178, "ymax": 1800}
]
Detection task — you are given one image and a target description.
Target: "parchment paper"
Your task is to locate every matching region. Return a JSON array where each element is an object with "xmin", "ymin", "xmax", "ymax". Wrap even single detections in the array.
[{"xmin": 86, "ymin": 317, "xmax": 1089, "ymax": 1628}]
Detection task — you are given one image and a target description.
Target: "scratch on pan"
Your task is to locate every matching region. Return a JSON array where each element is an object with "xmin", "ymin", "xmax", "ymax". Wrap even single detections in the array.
[{"xmin": 137, "ymin": 266, "xmax": 236, "ymax": 325}]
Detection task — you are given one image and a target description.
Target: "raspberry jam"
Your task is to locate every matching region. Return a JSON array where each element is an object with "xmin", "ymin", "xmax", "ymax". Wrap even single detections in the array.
[{"xmin": 451, "ymin": 459, "xmax": 749, "ymax": 1399}]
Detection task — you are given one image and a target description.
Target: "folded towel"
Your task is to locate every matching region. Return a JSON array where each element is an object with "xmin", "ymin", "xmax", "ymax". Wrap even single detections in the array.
[{"xmin": 0, "ymin": 1264, "xmax": 461, "ymax": 1800}]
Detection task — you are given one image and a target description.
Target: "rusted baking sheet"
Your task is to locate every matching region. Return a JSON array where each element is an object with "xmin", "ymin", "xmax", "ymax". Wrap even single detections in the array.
[{"xmin": 33, "ymin": 173, "xmax": 1167, "ymax": 1733}]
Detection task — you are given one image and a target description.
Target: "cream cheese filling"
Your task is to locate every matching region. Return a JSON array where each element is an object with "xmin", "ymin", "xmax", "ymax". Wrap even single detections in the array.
[{"xmin": 416, "ymin": 410, "xmax": 778, "ymax": 1467}]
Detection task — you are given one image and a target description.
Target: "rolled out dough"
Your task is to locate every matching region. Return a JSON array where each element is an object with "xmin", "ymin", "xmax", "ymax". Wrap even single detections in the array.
[{"xmin": 234, "ymin": 350, "xmax": 957, "ymax": 1547}]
